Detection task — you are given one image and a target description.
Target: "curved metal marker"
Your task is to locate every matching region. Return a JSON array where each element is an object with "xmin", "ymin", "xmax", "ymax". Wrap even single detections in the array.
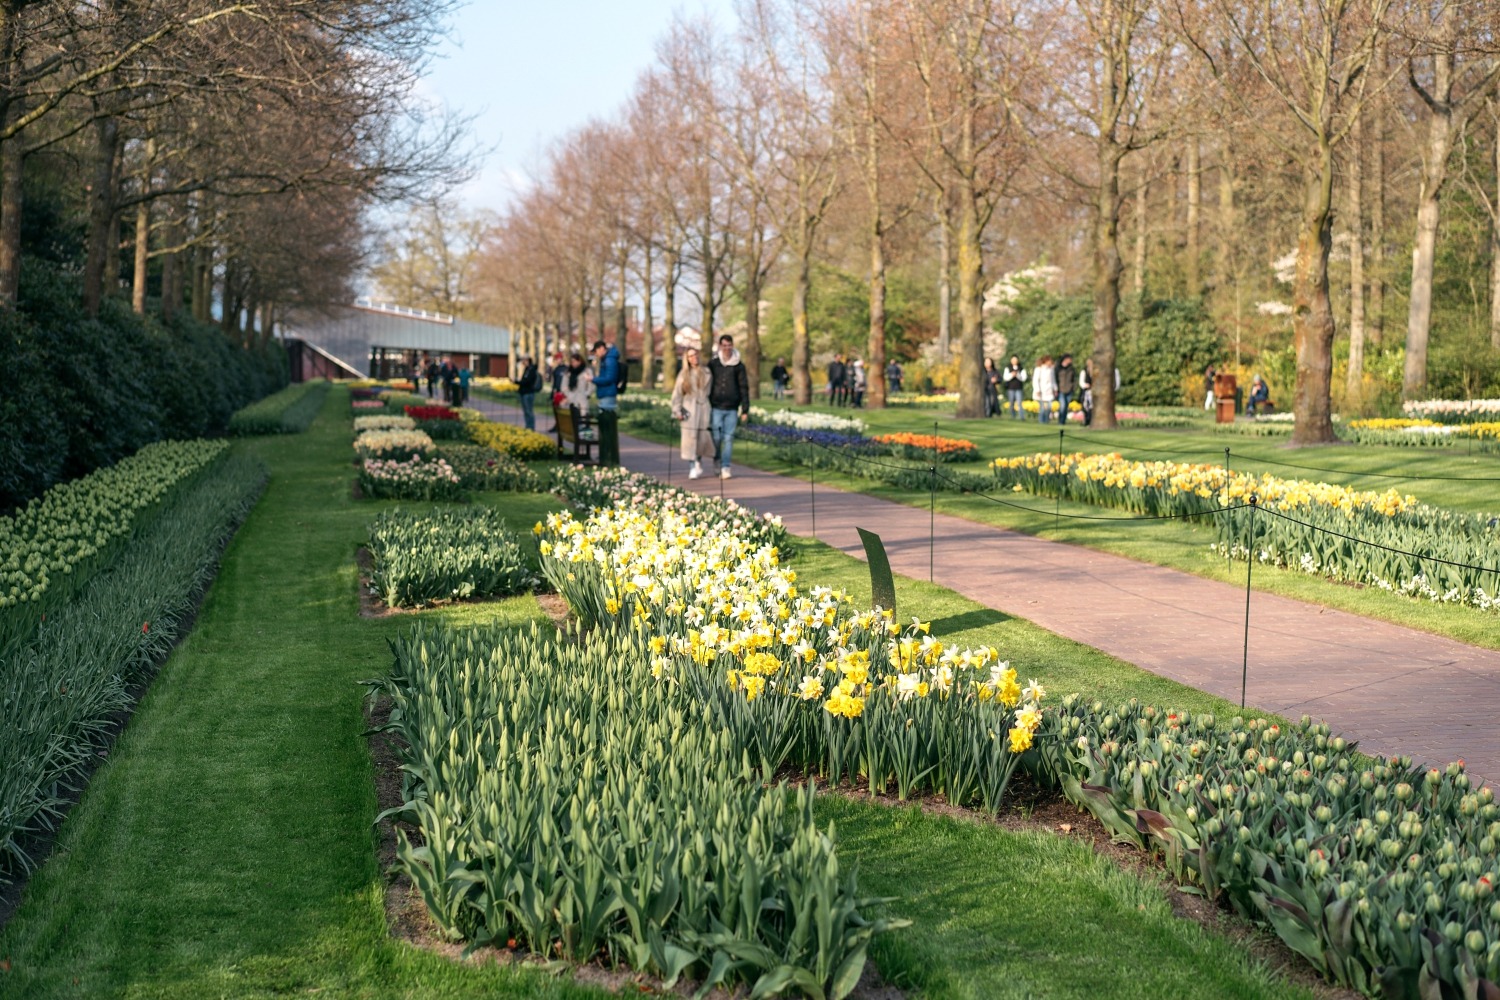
[{"xmin": 858, "ymin": 527, "xmax": 897, "ymax": 615}]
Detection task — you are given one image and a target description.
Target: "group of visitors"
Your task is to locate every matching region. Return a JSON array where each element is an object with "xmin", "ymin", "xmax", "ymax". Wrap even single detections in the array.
[
  {"xmin": 413, "ymin": 355, "xmax": 472, "ymax": 407},
  {"xmin": 984, "ymin": 352, "xmax": 1113, "ymax": 426},
  {"xmin": 672, "ymin": 334, "xmax": 751, "ymax": 480},
  {"xmin": 511, "ymin": 340, "xmax": 624, "ymax": 432},
  {"xmin": 824, "ymin": 354, "xmax": 869, "ymax": 407}
]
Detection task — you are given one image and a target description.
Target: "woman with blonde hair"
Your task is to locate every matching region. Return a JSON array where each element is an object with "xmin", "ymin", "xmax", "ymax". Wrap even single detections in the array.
[{"xmin": 671, "ymin": 345, "xmax": 715, "ymax": 479}]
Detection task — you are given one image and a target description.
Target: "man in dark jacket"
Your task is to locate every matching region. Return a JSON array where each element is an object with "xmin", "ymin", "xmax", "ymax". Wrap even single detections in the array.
[
  {"xmin": 826, "ymin": 355, "xmax": 847, "ymax": 407},
  {"xmin": 1056, "ymin": 353, "xmax": 1077, "ymax": 423},
  {"xmin": 707, "ymin": 334, "xmax": 751, "ymax": 479},
  {"xmin": 516, "ymin": 355, "xmax": 542, "ymax": 430}
]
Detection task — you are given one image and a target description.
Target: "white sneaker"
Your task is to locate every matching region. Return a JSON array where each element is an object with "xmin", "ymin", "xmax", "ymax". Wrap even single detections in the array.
[
  {"xmin": 688, "ymin": 462, "xmax": 702, "ymax": 479},
  {"xmin": 719, "ymin": 467, "xmax": 732, "ymax": 480}
]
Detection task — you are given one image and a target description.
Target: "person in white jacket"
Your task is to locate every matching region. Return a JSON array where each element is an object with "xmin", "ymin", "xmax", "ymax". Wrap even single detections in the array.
[
  {"xmin": 1032, "ymin": 355, "xmax": 1057, "ymax": 423},
  {"xmin": 1003, "ymin": 355, "xmax": 1027, "ymax": 419}
]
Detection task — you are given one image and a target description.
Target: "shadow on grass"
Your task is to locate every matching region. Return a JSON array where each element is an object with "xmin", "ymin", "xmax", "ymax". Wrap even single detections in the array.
[{"xmin": 926, "ymin": 607, "xmax": 1011, "ymax": 632}]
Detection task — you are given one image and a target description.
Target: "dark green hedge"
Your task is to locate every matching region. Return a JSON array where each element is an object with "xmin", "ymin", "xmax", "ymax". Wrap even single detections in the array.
[{"xmin": 0, "ymin": 260, "xmax": 286, "ymax": 513}]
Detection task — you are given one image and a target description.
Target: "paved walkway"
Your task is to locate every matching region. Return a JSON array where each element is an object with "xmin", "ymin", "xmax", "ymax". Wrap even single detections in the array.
[{"xmin": 475, "ymin": 399, "xmax": 1500, "ymax": 780}]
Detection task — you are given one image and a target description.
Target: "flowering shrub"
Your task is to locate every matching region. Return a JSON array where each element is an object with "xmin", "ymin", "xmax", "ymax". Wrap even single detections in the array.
[
  {"xmin": 537, "ymin": 503, "xmax": 1045, "ymax": 802},
  {"xmin": 1402, "ymin": 398, "xmax": 1500, "ymax": 424},
  {"xmin": 437, "ymin": 444, "xmax": 541, "ymax": 492},
  {"xmin": 873, "ymin": 432, "xmax": 981, "ymax": 462},
  {"xmin": 353, "ymin": 415, "xmax": 415, "ymax": 432},
  {"xmin": 551, "ymin": 464, "xmax": 789, "ymax": 552},
  {"xmin": 467, "ymin": 420, "xmax": 556, "ymax": 461},
  {"xmin": 366, "ymin": 507, "xmax": 535, "ymax": 607},
  {"xmin": 354, "ymin": 428, "xmax": 435, "ymax": 462},
  {"xmin": 1040, "ymin": 698, "xmax": 1499, "ymax": 999},
  {"xmin": 357, "ymin": 455, "xmax": 462, "ymax": 501}
]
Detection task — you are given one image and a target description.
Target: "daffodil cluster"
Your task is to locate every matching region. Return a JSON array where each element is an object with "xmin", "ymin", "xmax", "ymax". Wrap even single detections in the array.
[{"xmin": 537, "ymin": 502, "xmax": 1046, "ymax": 806}]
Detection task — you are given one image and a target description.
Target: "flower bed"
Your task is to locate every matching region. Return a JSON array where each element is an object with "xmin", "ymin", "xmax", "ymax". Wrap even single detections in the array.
[
  {"xmin": 366, "ymin": 507, "xmax": 535, "ymax": 607},
  {"xmin": 1402, "ymin": 398, "xmax": 1500, "ymax": 424},
  {"xmin": 351, "ymin": 399, "xmax": 385, "ymax": 411},
  {"xmin": 354, "ymin": 428, "xmax": 434, "ymax": 462},
  {"xmin": 993, "ymin": 451, "xmax": 1500, "ymax": 611},
  {"xmin": 551, "ymin": 465, "xmax": 790, "ymax": 553},
  {"xmin": 357, "ymin": 455, "xmax": 462, "ymax": 501},
  {"xmin": 403, "ymin": 404, "xmax": 458, "ymax": 422},
  {"xmin": 467, "ymin": 421, "xmax": 557, "ymax": 462},
  {"xmin": 752, "ymin": 406, "xmax": 866, "ymax": 434},
  {"xmin": 1341, "ymin": 419, "xmax": 1500, "ymax": 450},
  {"xmin": 1039, "ymin": 697, "xmax": 1499, "ymax": 999},
  {"xmin": 0, "ymin": 438, "xmax": 229, "ymax": 648},
  {"xmin": 228, "ymin": 381, "xmax": 330, "ymax": 436},
  {"xmin": 353, "ymin": 415, "xmax": 416, "ymax": 432},
  {"xmin": 738, "ymin": 424, "xmax": 877, "ymax": 452},
  {"xmin": 437, "ymin": 444, "xmax": 541, "ymax": 492},
  {"xmin": 873, "ymin": 432, "xmax": 980, "ymax": 462}
]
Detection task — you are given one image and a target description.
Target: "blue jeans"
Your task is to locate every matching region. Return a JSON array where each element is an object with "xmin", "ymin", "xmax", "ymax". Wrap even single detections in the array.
[
  {"xmin": 519, "ymin": 392, "xmax": 536, "ymax": 430},
  {"xmin": 1058, "ymin": 391, "xmax": 1074, "ymax": 423},
  {"xmin": 1039, "ymin": 398, "xmax": 1052, "ymax": 423},
  {"xmin": 710, "ymin": 408, "xmax": 740, "ymax": 470},
  {"xmin": 1007, "ymin": 388, "xmax": 1023, "ymax": 419},
  {"xmin": 597, "ymin": 396, "xmax": 618, "ymax": 411}
]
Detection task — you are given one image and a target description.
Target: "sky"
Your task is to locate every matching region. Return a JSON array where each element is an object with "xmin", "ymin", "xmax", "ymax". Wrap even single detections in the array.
[{"xmin": 424, "ymin": 0, "xmax": 734, "ymax": 216}]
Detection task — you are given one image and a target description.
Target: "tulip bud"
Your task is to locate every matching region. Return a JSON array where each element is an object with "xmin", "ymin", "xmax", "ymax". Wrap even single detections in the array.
[
  {"xmin": 1467, "ymin": 930, "xmax": 1487, "ymax": 955},
  {"xmin": 1395, "ymin": 783, "xmax": 1413, "ymax": 801}
]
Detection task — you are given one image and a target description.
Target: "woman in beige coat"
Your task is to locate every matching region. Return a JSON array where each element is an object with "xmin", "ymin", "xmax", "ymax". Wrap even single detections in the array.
[{"xmin": 670, "ymin": 347, "xmax": 715, "ymax": 479}]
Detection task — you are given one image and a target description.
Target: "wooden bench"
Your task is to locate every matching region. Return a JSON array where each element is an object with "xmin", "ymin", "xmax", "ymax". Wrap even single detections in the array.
[{"xmin": 553, "ymin": 403, "xmax": 597, "ymax": 463}]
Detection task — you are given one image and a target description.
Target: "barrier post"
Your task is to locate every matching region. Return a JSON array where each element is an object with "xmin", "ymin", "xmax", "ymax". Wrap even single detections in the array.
[
  {"xmin": 810, "ymin": 455, "xmax": 817, "ymax": 538},
  {"xmin": 1241, "ymin": 493, "xmax": 1259, "ymax": 709}
]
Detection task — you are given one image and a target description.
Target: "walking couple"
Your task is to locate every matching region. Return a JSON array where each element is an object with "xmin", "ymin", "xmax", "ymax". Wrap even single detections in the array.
[{"xmin": 671, "ymin": 334, "xmax": 751, "ymax": 480}]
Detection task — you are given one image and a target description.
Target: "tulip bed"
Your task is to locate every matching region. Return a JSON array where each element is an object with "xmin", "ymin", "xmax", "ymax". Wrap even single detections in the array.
[
  {"xmin": 353, "ymin": 414, "xmax": 416, "ymax": 432},
  {"xmin": 354, "ymin": 428, "xmax": 435, "ymax": 462},
  {"xmin": 1340, "ymin": 419, "xmax": 1500, "ymax": 451},
  {"xmin": 0, "ymin": 438, "xmax": 230, "ymax": 651},
  {"xmin": 357, "ymin": 455, "xmax": 463, "ymax": 502},
  {"xmin": 872, "ymin": 432, "xmax": 980, "ymax": 462},
  {"xmin": 1402, "ymin": 398, "xmax": 1500, "ymax": 424},
  {"xmin": 436, "ymin": 444, "xmax": 541, "ymax": 493},
  {"xmin": 550, "ymin": 464, "xmax": 790, "ymax": 553},
  {"xmin": 1039, "ymin": 697, "xmax": 1500, "ymax": 999},
  {"xmin": 465, "ymin": 419, "xmax": 557, "ymax": 461},
  {"xmin": 991, "ymin": 451, "xmax": 1500, "ymax": 611},
  {"xmin": 228, "ymin": 381, "xmax": 330, "ymax": 436},
  {"xmin": 366, "ymin": 508, "xmax": 535, "ymax": 608},
  {"xmin": 1, "ymin": 450, "xmax": 265, "ymax": 881},
  {"xmin": 404, "ymin": 404, "xmax": 469, "ymax": 440}
]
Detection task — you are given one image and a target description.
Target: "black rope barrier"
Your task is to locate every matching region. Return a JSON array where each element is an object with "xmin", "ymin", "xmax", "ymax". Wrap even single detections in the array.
[{"xmin": 1256, "ymin": 506, "xmax": 1500, "ymax": 576}]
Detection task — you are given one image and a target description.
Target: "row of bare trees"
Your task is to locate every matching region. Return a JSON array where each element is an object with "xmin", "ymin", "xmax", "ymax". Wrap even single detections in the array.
[
  {"xmin": 475, "ymin": 0, "xmax": 1500, "ymax": 442},
  {"xmin": 0, "ymin": 0, "xmax": 467, "ymax": 339}
]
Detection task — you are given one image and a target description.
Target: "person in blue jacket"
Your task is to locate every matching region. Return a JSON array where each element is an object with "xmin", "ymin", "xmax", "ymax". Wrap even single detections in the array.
[{"xmin": 591, "ymin": 339, "xmax": 621, "ymax": 411}]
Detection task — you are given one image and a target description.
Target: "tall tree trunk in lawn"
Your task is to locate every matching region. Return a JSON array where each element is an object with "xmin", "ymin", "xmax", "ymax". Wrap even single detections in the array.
[
  {"xmin": 639, "ymin": 248, "xmax": 654, "ymax": 389},
  {"xmin": 791, "ymin": 241, "xmax": 812, "ymax": 405},
  {"xmin": 661, "ymin": 249, "xmax": 678, "ymax": 385},
  {"xmin": 867, "ymin": 217, "xmax": 887, "ymax": 409},
  {"xmin": 1404, "ymin": 50, "xmax": 1455, "ymax": 399},
  {"xmin": 1185, "ymin": 137, "xmax": 1201, "ymax": 295},
  {"xmin": 1290, "ymin": 149, "xmax": 1338, "ymax": 447},
  {"xmin": 1346, "ymin": 116, "xmax": 1366, "ymax": 403},
  {"xmin": 1091, "ymin": 145, "xmax": 1124, "ymax": 430}
]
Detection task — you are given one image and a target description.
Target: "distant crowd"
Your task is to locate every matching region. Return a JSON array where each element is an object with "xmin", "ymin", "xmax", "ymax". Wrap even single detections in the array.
[{"xmin": 412, "ymin": 356, "xmax": 473, "ymax": 407}]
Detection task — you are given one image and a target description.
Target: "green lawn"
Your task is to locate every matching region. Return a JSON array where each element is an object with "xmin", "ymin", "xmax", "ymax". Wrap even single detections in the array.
[
  {"xmin": 634, "ymin": 396, "xmax": 1500, "ymax": 651},
  {"xmin": 0, "ymin": 387, "xmax": 1310, "ymax": 999}
]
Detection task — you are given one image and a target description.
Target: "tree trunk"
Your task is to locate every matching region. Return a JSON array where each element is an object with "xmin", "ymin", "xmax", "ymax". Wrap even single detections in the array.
[
  {"xmin": 0, "ymin": 130, "xmax": 20, "ymax": 307},
  {"xmin": 936, "ymin": 195, "xmax": 951, "ymax": 356},
  {"xmin": 1369, "ymin": 49, "xmax": 1387, "ymax": 345},
  {"xmin": 131, "ymin": 198, "xmax": 150, "ymax": 315},
  {"xmin": 1214, "ymin": 154, "xmax": 1235, "ymax": 293},
  {"xmin": 1346, "ymin": 117, "xmax": 1366, "ymax": 403},
  {"xmin": 191, "ymin": 243, "xmax": 211, "ymax": 322},
  {"xmin": 661, "ymin": 250, "xmax": 677, "ymax": 386},
  {"xmin": 83, "ymin": 115, "xmax": 120, "ymax": 315},
  {"xmin": 615, "ymin": 255, "xmax": 628, "ymax": 347},
  {"xmin": 639, "ymin": 247, "xmax": 654, "ymax": 389},
  {"xmin": 699, "ymin": 233, "xmax": 714, "ymax": 352},
  {"xmin": 260, "ymin": 301, "xmax": 274, "ymax": 347},
  {"xmin": 1133, "ymin": 165, "xmax": 1147, "ymax": 296},
  {"xmin": 867, "ymin": 220, "xmax": 887, "ymax": 409},
  {"xmin": 791, "ymin": 243, "xmax": 812, "ymax": 405},
  {"xmin": 1492, "ymin": 119, "xmax": 1500, "ymax": 349},
  {"xmin": 1185, "ymin": 137, "xmax": 1201, "ymax": 295},
  {"xmin": 1290, "ymin": 152, "xmax": 1338, "ymax": 446},
  {"xmin": 954, "ymin": 171, "xmax": 986, "ymax": 420},
  {"xmin": 1403, "ymin": 53, "xmax": 1454, "ymax": 400},
  {"xmin": 1091, "ymin": 146, "xmax": 1124, "ymax": 430},
  {"xmin": 743, "ymin": 262, "xmax": 761, "ymax": 400}
]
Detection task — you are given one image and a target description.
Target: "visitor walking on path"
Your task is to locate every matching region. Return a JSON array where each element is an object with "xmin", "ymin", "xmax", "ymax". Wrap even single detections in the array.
[
  {"xmin": 1080, "ymin": 361, "xmax": 1095, "ymax": 426},
  {"xmin": 591, "ymin": 340, "xmax": 621, "ymax": 411},
  {"xmin": 707, "ymin": 334, "xmax": 750, "ymax": 479},
  {"xmin": 1032, "ymin": 355, "xmax": 1057, "ymax": 424},
  {"xmin": 983, "ymin": 357, "xmax": 1001, "ymax": 417},
  {"xmin": 516, "ymin": 355, "xmax": 541, "ymax": 430},
  {"xmin": 1204, "ymin": 364, "xmax": 1217, "ymax": 410},
  {"xmin": 458, "ymin": 362, "xmax": 472, "ymax": 405},
  {"xmin": 827, "ymin": 355, "xmax": 847, "ymax": 407},
  {"xmin": 886, "ymin": 359, "xmax": 903, "ymax": 394},
  {"xmin": 1004, "ymin": 356, "xmax": 1027, "ymax": 419},
  {"xmin": 671, "ymin": 346, "xmax": 715, "ymax": 479},
  {"xmin": 424, "ymin": 356, "xmax": 439, "ymax": 398}
]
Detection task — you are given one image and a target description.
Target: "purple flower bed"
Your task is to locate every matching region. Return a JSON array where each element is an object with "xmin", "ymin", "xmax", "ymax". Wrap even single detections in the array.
[{"xmin": 739, "ymin": 424, "xmax": 877, "ymax": 452}]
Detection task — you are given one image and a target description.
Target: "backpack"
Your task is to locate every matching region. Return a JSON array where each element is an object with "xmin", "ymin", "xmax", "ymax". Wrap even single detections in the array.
[{"xmin": 615, "ymin": 361, "xmax": 630, "ymax": 393}]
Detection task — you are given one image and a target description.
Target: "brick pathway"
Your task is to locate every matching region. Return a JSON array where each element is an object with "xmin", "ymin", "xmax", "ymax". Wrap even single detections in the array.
[{"xmin": 476, "ymin": 398, "xmax": 1500, "ymax": 780}]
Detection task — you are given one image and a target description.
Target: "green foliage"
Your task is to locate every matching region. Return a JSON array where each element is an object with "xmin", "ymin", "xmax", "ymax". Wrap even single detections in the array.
[
  {"xmin": 763, "ymin": 264, "xmax": 935, "ymax": 364},
  {"xmin": 0, "ymin": 439, "xmax": 231, "ymax": 652},
  {"xmin": 0, "ymin": 450, "xmax": 264, "ymax": 881},
  {"xmin": 366, "ymin": 508, "xmax": 536, "ymax": 608},
  {"xmin": 375, "ymin": 622, "xmax": 902, "ymax": 997},
  {"xmin": 1039, "ymin": 698, "xmax": 1500, "ymax": 999},
  {"xmin": 0, "ymin": 259, "xmax": 285, "ymax": 512},
  {"xmin": 996, "ymin": 293, "xmax": 1220, "ymax": 405},
  {"xmin": 438, "ymin": 444, "xmax": 542, "ymax": 492},
  {"xmin": 228, "ymin": 381, "xmax": 331, "ymax": 435}
]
